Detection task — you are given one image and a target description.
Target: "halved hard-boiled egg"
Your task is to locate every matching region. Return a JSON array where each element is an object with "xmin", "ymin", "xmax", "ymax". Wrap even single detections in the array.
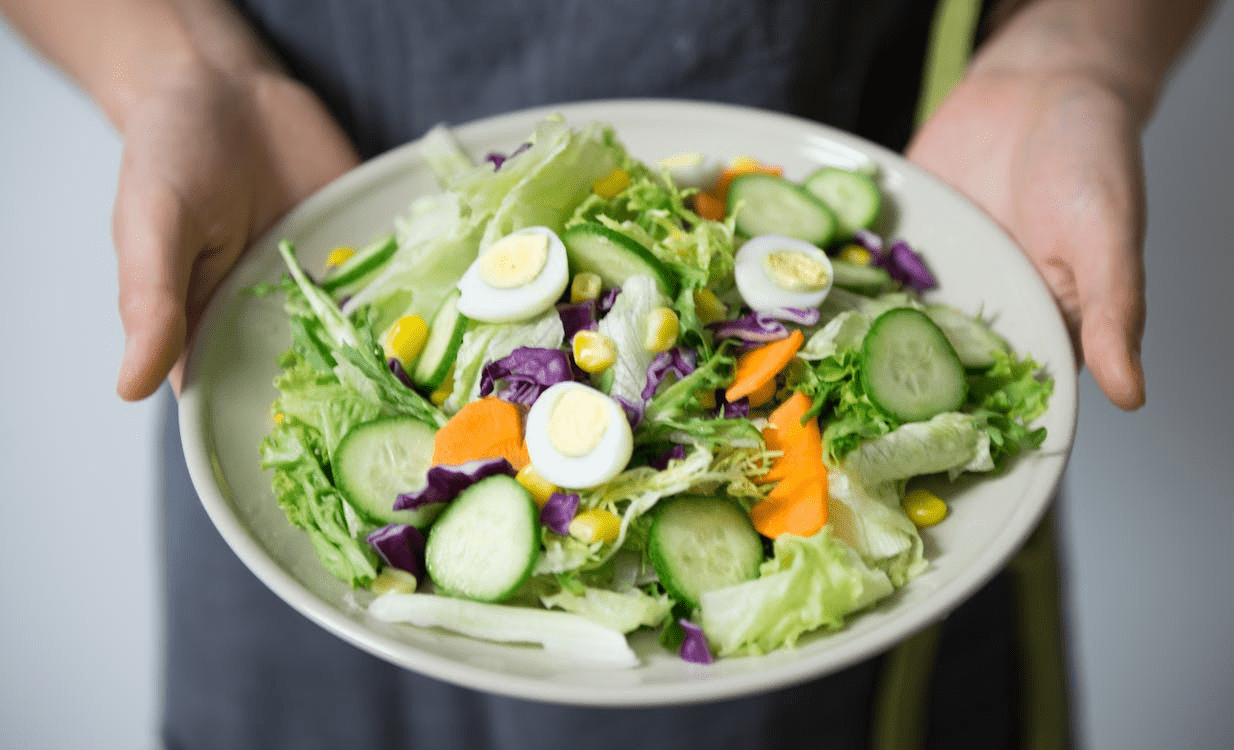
[
  {"xmin": 656, "ymin": 152, "xmax": 723, "ymax": 190},
  {"xmin": 456, "ymin": 226, "xmax": 569, "ymax": 323},
  {"xmin": 524, "ymin": 382, "xmax": 634, "ymax": 490},
  {"xmin": 734, "ymin": 234, "xmax": 835, "ymax": 312}
]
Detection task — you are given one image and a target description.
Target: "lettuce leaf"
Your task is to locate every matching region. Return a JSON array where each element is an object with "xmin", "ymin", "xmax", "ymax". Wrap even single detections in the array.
[
  {"xmin": 698, "ymin": 528, "xmax": 894, "ymax": 657},
  {"xmin": 596, "ymin": 275, "xmax": 670, "ymax": 407},
  {"xmin": 259, "ymin": 420, "xmax": 379, "ymax": 587},
  {"xmin": 826, "ymin": 467, "xmax": 927, "ymax": 586},
  {"xmin": 540, "ymin": 585, "xmax": 673, "ymax": 634},
  {"xmin": 839, "ymin": 411, "xmax": 991, "ymax": 485},
  {"xmin": 441, "ymin": 308, "xmax": 565, "ymax": 414}
]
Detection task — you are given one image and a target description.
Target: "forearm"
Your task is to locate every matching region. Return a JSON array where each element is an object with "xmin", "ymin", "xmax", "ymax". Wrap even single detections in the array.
[
  {"xmin": 977, "ymin": 0, "xmax": 1216, "ymax": 124},
  {"xmin": 0, "ymin": 0, "xmax": 278, "ymax": 130}
]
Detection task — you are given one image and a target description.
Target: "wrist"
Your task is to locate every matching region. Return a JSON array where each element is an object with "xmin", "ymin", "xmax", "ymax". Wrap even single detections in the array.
[{"xmin": 971, "ymin": 0, "xmax": 1212, "ymax": 127}]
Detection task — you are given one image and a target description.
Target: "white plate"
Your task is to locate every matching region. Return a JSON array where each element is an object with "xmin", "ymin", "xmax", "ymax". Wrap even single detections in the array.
[{"xmin": 179, "ymin": 99, "xmax": 1078, "ymax": 707}]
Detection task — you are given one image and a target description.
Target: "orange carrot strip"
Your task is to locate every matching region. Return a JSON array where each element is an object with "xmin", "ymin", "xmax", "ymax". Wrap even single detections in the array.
[
  {"xmin": 692, "ymin": 191, "xmax": 727, "ymax": 221},
  {"xmin": 749, "ymin": 474, "xmax": 827, "ymax": 538},
  {"xmin": 431, "ymin": 397, "xmax": 531, "ymax": 471},
  {"xmin": 725, "ymin": 330, "xmax": 804, "ymax": 403}
]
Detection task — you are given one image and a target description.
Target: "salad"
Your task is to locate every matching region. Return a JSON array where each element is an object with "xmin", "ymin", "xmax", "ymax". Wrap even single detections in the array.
[{"xmin": 256, "ymin": 116, "xmax": 1053, "ymax": 668}]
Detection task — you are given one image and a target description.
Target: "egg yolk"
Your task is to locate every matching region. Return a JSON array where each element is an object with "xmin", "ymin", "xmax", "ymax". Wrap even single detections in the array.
[
  {"xmin": 763, "ymin": 250, "xmax": 830, "ymax": 292},
  {"xmin": 479, "ymin": 233, "xmax": 549, "ymax": 289},
  {"xmin": 547, "ymin": 388, "xmax": 611, "ymax": 457}
]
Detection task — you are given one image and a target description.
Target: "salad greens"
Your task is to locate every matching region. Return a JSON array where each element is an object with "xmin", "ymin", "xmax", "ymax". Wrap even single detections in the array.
[{"xmin": 256, "ymin": 117, "xmax": 1054, "ymax": 665}]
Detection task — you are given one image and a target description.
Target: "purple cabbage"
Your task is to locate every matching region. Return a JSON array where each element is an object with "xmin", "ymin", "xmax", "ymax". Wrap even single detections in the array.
[
  {"xmin": 479, "ymin": 347, "xmax": 575, "ymax": 406},
  {"xmin": 884, "ymin": 239, "xmax": 937, "ymax": 291},
  {"xmin": 365, "ymin": 524, "xmax": 426, "ymax": 580},
  {"xmin": 709, "ymin": 308, "xmax": 822, "ymax": 343},
  {"xmin": 613, "ymin": 395, "xmax": 644, "ymax": 429},
  {"xmin": 597, "ymin": 286, "xmax": 621, "ymax": 314},
  {"xmin": 484, "ymin": 141, "xmax": 531, "ymax": 170},
  {"xmin": 852, "ymin": 231, "xmax": 937, "ymax": 292},
  {"xmin": 556, "ymin": 300, "xmax": 598, "ymax": 341},
  {"xmin": 540, "ymin": 492, "xmax": 580, "ymax": 536},
  {"xmin": 393, "ymin": 458, "xmax": 516, "ymax": 511},
  {"xmin": 678, "ymin": 619, "xmax": 714, "ymax": 665},
  {"xmin": 387, "ymin": 358, "xmax": 415, "ymax": 389},
  {"xmin": 641, "ymin": 347, "xmax": 698, "ymax": 402},
  {"xmin": 648, "ymin": 443, "xmax": 687, "ymax": 470},
  {"xmin": 721, "ymin": 396, "xmax": 750, "ymax": 419}
]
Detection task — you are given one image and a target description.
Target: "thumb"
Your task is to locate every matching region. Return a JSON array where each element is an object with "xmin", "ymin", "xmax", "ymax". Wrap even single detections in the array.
[{"xmin": 112, "ymin": 157, "xmax": 193, "ymax": 401}]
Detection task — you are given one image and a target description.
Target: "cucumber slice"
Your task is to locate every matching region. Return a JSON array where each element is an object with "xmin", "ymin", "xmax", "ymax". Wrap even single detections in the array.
[
  {"xmin": 425, "ymin": 475, "xmax": 540, "ymax": 602},
  {"xmin": 860, "ymin": 307, "xmax": 967, "ymax": 422},
  {"xmin": 727, "ymin": 172, "xmax": 837, "ymax": 246},
  {"xmin": 559, "ymin": 223, "xmax": 679, "ymax": 297},
  {"xmin": 648, "ymin": 495, "xmax": 763, "ymax": 611},
  {"xmin": 802, "ymin": 167, "xmax": 881, "ymax": 237},
  {"xmin": 334, "ymin": 416, "xmax": 440, "ymax": 527},
  {"xmin": 412, "ymin": 288, "xmax": 468, "ymax": 392},
  {"xmin": 924, "ymin": 304, "xmax": 1010, "ymax": 369},
  {"xmin": 830, "ymin": 258, "xmax": 894, "ymax": 294},
  {"xmin": 320, "ymin": 235, "xmax": 399, "ymax": 296}
]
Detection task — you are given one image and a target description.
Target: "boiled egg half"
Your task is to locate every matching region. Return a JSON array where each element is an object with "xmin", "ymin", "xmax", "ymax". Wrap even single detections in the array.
[
  {"xmin": 734, "ymin": 234, "xmax": 835, "ymax": 312},
  {"xmin": 456, "ymin": 226, "xmax": 569, "ymax": 323},
  {"xmin": 524, "ymin": 382, "xmax": 634, "ymax": 490}
]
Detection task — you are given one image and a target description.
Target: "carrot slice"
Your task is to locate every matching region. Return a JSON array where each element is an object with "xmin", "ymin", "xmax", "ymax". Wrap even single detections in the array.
[
  {"xmin": 692, "ymin": 191, "xmax": 727, "ymax": 221},
  {"xmin": 725, "ymin": 330, "xmax": 804, "ymax": 403},
  {"xmin": 749, "ymin": 474, "xmax": 827, "ymax": 538},
  {"xmin": 431, "ymin": 397, "xmax": 531, "ymax": 471}
]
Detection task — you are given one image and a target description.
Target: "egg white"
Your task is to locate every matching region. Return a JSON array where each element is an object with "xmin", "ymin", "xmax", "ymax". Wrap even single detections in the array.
[
  {"xmin": 734, "ymin": 234, "xmax": 835, "ymax": 312},
  {"xmin": 456, "ymin": 226, "xmax": 570, "ymax": 323},
  {"xmin": 524, "ymin": 382, "xmax": 634, "ymax": 490},
  {"xmin": 657, "ymin": 152, "xmax": 723, "ymax": 191}
]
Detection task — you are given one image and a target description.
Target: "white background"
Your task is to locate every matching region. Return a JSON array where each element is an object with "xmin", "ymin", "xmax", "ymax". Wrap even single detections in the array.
[{"xmin": 1, "ymin": 5, "xmax": 1231, "ymax": 748}]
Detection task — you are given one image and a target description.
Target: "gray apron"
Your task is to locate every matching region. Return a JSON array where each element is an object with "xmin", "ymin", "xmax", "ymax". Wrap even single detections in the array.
[{"xmin": 160, "ymin": 2, "xmax": 1031, "ymax": 748}]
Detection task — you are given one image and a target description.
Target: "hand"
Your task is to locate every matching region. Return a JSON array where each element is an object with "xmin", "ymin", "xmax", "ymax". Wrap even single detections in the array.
[
  {"xmin": 112, "ymin": 62, "xmax": 359, "ymax": 400},
  {"xmin": 907, "ymin": 68, "xmax": 1147, "ymax": 410}
]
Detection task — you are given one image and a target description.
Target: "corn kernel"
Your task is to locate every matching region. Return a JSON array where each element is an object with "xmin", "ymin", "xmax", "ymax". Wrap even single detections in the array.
[
  {"xmin": 692, "ymin": 287, "xmax": 728, "ymax": 325},
  {"xmin": 838, "ymin": 244, "xmax": 873, "ymax": 266},
  {"xmin": 643, "ymin": 307, "xmax": 680, "ymax": 353},
  {"xmin": 592, "ymin": 168, "xmax": 630, "ymax": 199},
  {"xmin": 570, "ymin": 272, "xmax": 603, "ymax": 304},
  {"xmin": 747, "ymin": 378, "xmax": 778, "ymax": 408},
  {"xmin": 572, "ymin": 330, "xmax": 617, "ymax": 374},
  {"xmin": 902, "ymin": 488, "xmax": 948, "ymax": 528},
  {"xmin": 325, "ymin": 245, "xmax": 357, "ymax": 270},
  {"xmin": 569, "ymin": 508, "xmax": 622, "ymax": 543},
  {"xmin": 383, "ymin": 315, "xmax": 429, "ymax": 366},
  {"xmin": 515, "ymin": 465, "xmax": 561, "ymax": 508},
  {"xmin": 429, "ymin": 366, "xmax": 455, "ymax": 406},
  {"xmin": 370, "ymin": 568, "xmax": 418, "ymax": 595}
]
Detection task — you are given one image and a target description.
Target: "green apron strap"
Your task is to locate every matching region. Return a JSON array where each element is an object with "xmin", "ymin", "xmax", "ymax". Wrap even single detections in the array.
[{"xmin": 914, "ymin": 0, "xmax": 983, "ymax": 126}]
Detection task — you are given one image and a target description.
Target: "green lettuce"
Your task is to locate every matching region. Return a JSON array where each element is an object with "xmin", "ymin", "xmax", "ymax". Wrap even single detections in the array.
[
  {"xmin": 441, "ymin": 308, "xmax": 565, "ymax": 414},
  {"xmin": 540, "ymin": 585, "xmax": 673, "ymax": 634},
  {"xmin": 826, "ymin": 467, "xmax": 928, "ymax": 586},
  {"xmin": 840, "ymin": 411, "xmax": 992, "ymax": 485},
  {"xmin": 259, "ymin": 420, "xmax": 379, "ymax": 587},
  {"xmin": 698, "ymin": 528, "xmax": 894, "ymax": 657},
  {"xmin": 596, "ymin": 274, "xmax": 670, "ymax": 407}
]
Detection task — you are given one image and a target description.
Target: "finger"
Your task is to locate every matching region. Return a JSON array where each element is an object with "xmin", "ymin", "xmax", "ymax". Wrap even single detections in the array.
[
  {"xmin": 1067, "ymin": 181, "xmax": 1148, "ymax": 411},
  {"xmin": 112, "ymin": 154, "xmax": 193, "ymax": 401}
]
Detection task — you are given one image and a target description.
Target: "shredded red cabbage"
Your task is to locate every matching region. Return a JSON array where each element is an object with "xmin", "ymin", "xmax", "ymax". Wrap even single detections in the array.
[
  {"xmin": 540, "ymin": 492, "xmax": 580, "ymax": 536},
  {"xmin": 678, "ymin": 619, "xmax": 714, "ymax": 664},
  {"xmin": 885, "ymin": 239, "xmax": 937, "ymax": 291},
  {"xmin": 852, "ymin": 228, "xmax": 885, "ymax": 254},
  {"xmin": 721, "ymin": 396, "xmax": 750, "ymax": 419},
  {"xmin": 556, "ymin": 300, "xmax": 598, "ymax": 341},
  {"xmin": 641, "ymin": 347, "xmax": 698, "ymax": 401},
  {"xmin": 388, "ymin": 358, "xmax": 415, "ymax": 389},
  {"xmin": 393, "ymin": 458, "xmax": 516, "ymax": 511},
  {"xmin": 649, "ymin": 443, "xmax": 687, "ymax": 470},
  {"xmin": 613, "ymin": 394, "xmax": 644, "ymax": 429},
  {"xmin": 597, "ymin": 286, "xmax": 621, "ymax": 314},
  {"xmin": 484, "ymin": 142, "xmax": 531, "ymax": 170},
  {"xmin": 365, "ymin": 523, "xmax": 426, "ymax": 579},
  {"xmin": 480, "ymin": 347, "xmax": 575, "ymax": 406},
  {"xmin": 710, "ymin": 308, "xmax": 821, "ymax": 343}
]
